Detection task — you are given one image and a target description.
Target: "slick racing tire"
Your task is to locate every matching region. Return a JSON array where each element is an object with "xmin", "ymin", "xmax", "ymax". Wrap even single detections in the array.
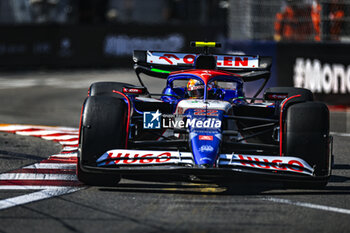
[
  {"xmin": 283, "ymin": 101, "xmax": 331, "ymax": 189},
  {"xmin": 77, "ymin": 96, "xmax": 128, "ymax": 186},
  {"xmin": 89, "ymin": 82, "xmax": 135, "ymax": 97}
]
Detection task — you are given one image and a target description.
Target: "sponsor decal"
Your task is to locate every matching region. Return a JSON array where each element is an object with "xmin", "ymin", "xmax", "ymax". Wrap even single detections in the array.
[
  {"xmin": 200, "ymin": 157, "xmax": 213, "ymax": 162},
  {"xmin": 194, "ymin": 109, "xmax": 219, "ymax": 116},
  {"xmin": 198, "ymin": 135, "xmax": 213, "ymax": 141},
  {"xmin": 147, "ymin": 52, "xmax": 259, "ymax": 68},
  {"xmin": 294, "ymin": 58, "xmax": 350, "ymax": 94},
  {"xmin": 103, "ymin": 151, "xmax": 172, "ymax": 165},
  {"xmin": 266, "ymin": 93, "xmax": 288, "ymax": 100},
  {"xmin": 176, "ymin": 99, "xmax": 232, "ymax": 113},
  {"xmin": 237, "ymin": 154, "xmax": 304, "ymax": 172},
  {"xmin": 225, "ymin": 154, "xmax": 313, "ymax": 174},
  {"xmin": 198, "ymin": 145, "xmax": 214, "ymax": 152},
  {"xmin": 122, "ymin": 87, "xmax": 145, "ymax": 94},
  {"xmin": 96, "ymin": 150, "xmax": 194, "ymax": 166},
  {"xmin": 143, "ymin": 110, "xmax": 161, "ymax": 129}
]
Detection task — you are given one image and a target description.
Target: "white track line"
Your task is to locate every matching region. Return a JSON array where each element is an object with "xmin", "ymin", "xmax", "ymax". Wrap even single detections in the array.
[
  {"xmin": 0, "ymin": 124, "xmax": 83, "ymax": 210},
  {"xmin": 49, "ymin": 153, "xmax": 78, "ymax": 158},
  {"xmin": 263, "ymin": 197, "xmax": 350, "ymax": 215},
  {"xmin": 0, "ymin": 187, "xmax": 83, "ymax": 210},
  {"xmin": 0, "ymin": 125, "xmax": 36, "ymax": 131},
  {"xmin": 0, "ymin": 185, "xmax": 78, "ymax": 190},
  {"xmin": 330, "ymin": 132, "xmax": 350, "ymax": 137},
  {"xmin": 61, "ymin": 147, "xmax": 78, "ymax": 152},
  {"xmin": 0, "ymin": 173, "xmax": 77, "ymax": 180},
  {"xmin": 0, "ymin": 125, "xmax": 75, "ymax": 131},
  {"xmin": 24, "ymin": 163, "xmax": 76, "ymax": 169},
  {"xmin": 16, "ymin": 130, "xmax": 78, "ymax": 136},
  {"xmin": 41, "ymin": 135, "xmax": 78, "ymax": 140},
  {"xmin": 58, "ymin": 141, "xmax": 79, "ymax": 146}
]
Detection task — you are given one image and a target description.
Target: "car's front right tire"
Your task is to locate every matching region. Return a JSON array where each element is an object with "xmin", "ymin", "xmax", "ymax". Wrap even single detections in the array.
[{"xmin": 283, "ymin": 101, "xmax": 331, "ymax": 189}]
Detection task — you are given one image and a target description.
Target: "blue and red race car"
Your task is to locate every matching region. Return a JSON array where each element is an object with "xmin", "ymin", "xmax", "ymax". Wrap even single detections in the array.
[{"xmin": 77, "ymin": 42, "xmax": 333, "ymax": 188}]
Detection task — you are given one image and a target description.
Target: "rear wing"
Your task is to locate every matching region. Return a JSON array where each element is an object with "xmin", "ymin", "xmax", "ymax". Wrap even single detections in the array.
[
  {"xmin": 133, "ymin": 50, "xmax": 272, "ymax": 98},
  {"xmin": 133, "ymin": 50, "xmax": 272, "ymax": 73},
  {"xmin": 133, "ymin": 45, "xmax": 272, "ymax": 99}
]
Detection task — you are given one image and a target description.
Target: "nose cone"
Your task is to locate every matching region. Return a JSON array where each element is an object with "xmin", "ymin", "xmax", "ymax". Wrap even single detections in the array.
[{"xmin": 190, "ymin": 131, "xmax": 221, "ymax": 167}]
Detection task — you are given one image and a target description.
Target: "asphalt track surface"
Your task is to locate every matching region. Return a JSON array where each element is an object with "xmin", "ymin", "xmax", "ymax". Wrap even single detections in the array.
[{"xmin": 0, "ymin": 69, "xmax": 349, "ymax": 233}]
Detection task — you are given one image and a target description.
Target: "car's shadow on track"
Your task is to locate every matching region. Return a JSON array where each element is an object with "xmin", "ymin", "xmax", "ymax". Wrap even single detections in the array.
[
  {"xmin": 98, "ymin": 178, "xmax": 350, "ymax": 196},
  {"xmin": 330, "ymin": 174, "xmax": 350, "ymax": 183},
  {"xmin": 333, "ymin": 164, "xmax": 350, "ymax": 170},
  {"xmin": 98, "ymin": 170, "xmax": 350, "ymax": 196},
  {"xmin": 99, "ymin": 181, "xmax": 274, "ymax": 195}
]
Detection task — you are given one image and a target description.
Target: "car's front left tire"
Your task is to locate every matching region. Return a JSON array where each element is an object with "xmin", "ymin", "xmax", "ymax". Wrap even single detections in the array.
[{"xmin": 77, "ymin": 96, "xmax": 128, "ymax": 186}]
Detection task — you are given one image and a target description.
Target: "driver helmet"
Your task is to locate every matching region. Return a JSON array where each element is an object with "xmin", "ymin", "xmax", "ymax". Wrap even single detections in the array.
[{"xmin": 187, "ymin": 79, "xmax": 205, "ymax": 98}]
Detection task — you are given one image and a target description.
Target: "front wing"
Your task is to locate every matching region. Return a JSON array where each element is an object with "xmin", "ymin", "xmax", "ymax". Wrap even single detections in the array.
[{"xmin": 80, "ymin": 149, "xmax": 324, "ymax": 181}]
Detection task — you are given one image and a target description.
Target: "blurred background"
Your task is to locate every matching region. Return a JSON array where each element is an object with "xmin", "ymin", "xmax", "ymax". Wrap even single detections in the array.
[{"xmin": 0, "ymin": 0, "xmax": 349, "ymax": 106}]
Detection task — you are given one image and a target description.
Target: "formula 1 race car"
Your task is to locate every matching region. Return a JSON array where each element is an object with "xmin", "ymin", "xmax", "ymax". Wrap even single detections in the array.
[{"xmin": 77, "ymin": 42, "xmax": 333, "ymax": 188}]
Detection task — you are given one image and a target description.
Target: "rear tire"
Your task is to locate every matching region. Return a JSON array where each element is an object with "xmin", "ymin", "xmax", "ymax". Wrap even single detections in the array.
[
  {"xmin": 284, "ymin": 102, "xmax": 331, "ymax": 189},
  {"xmin": 77, "ymin": 96, "xmax": 128, "ymax": 186}
]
